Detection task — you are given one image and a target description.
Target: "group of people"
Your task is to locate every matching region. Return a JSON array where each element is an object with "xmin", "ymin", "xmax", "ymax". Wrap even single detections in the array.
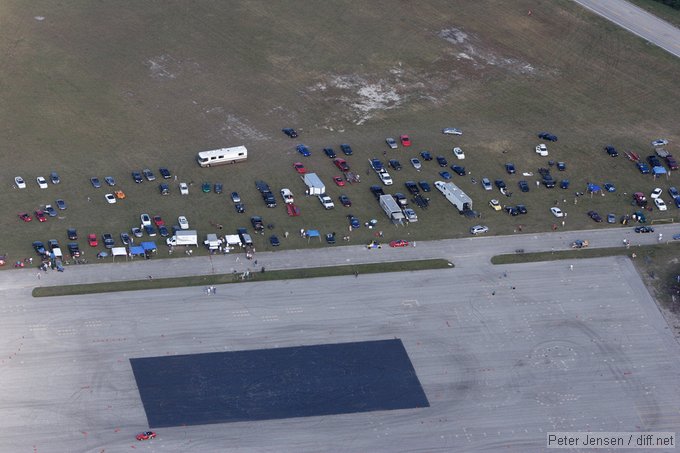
[{"xmin": 206, "ymin": 286, "xmax": 217, "ymax": 295}]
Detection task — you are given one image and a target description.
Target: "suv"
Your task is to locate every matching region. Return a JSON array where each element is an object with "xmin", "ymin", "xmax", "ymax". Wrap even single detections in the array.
[{"xmin": 318, "ymin": 195, "xmax": 335, "ymax": 209}]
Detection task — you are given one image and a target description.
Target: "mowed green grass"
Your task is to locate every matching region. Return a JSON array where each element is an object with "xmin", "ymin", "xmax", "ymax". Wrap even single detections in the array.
[{"xmin": 1, "ymin": 0, "xmax": 679, "ymax": 264}]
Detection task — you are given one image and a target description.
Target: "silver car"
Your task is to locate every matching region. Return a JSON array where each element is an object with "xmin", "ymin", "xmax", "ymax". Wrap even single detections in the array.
[
  {"xmin": 385, "ymin": 137, "xmax": 398, "ymax": 149},
  {"xmin": 442, "ymin": 128, "xmax": 463, "ymax": 135},
  {"xmin": 481, "ymin": 177, "xmax": 492, "ymax": 191},
  {"xmin": 410, "ymin": 158, "xmax": 422, "ymax": 170},
  {"xmin": 470, "ymin": 225, "xmax": 489, "ymax": 235}
]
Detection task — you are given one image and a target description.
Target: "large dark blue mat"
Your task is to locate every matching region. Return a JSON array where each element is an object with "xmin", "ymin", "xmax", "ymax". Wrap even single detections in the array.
[{"xmin": 130, "ymin": 339, "xmax": 429, "ymax": 428}]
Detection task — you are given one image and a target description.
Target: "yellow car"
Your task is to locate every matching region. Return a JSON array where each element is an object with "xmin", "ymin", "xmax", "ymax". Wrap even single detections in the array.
[
  {"xmin": 489, "ymin": 199, "xmax": 501, "ymax": 211},
  {"xmin": 114, "ymin": 190, "xmax": 126, "ymax": 199}
]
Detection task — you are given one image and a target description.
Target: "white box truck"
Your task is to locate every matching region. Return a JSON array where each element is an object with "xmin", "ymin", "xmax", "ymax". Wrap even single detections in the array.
[
  {"xmin": 434, "ymin": 181, "xmax": 472, "ymax": 213},
  {"xmin": 379, "ymin": 194, "xmax": 405, "ymax": 222},
  {"xmin": 303, "ymin": 173, "xmax": 325, "ymax": 195},
  {"xmin": 166, "ymin": 229, "xmax": 198, "ymax": 246}
]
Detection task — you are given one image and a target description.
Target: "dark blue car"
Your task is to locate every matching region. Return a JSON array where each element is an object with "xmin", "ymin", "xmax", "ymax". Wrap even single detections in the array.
[{"xmin": 296, "ymin": 144, "xmax": 311, "ymax": 157}]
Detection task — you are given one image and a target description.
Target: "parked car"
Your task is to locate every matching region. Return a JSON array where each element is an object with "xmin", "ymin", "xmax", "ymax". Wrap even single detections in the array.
[
  {"xmin": 131, "ymin": 227, "xmax": 143, "ymax": 238},
  {"xmin": 635, "ymin": 226, "xmax": 654, "ymax": 233},
  {"xmin": 67, "ymin": 228, "xmax": 78, "ymax": 240},
  {"xmin": 136, "ymin": 431, "xmax": 156, "ymax": 441},
  {"xmin": 666, "ymin": 155, "xmax": 678, "ymax": 171},
  {"xmin": 18, "ymin": 212, "xmax": 32, "ymax": 222},
  {"xmin": 604, "ymin": 145, "xmax": 618, "ymax": 157},
  {"xmin": 668, "ymin": 187, "xmax": 679, "ymax": 199},
  {"xmin": 131, "ymin": 171, "xmax": 143, "ymax": 183},
  {"xmin": 470, "ymin": 225, "xmax": 489, "ymax": 235},
  {"xmin": 102, "ymin": 233, "xmax": 115, "ymax": 249},
  {"xmin": 505, "ymin": 206, "xmax": 519, "ymax": 216},
  {"xmin": 90, "ymin": 177, "xmax": 101, "ymax": 188},
  {"xmin": 587, "ymin": 210, "xmax": 603, "ymax": 222},
  {"xmin": 231, "ymin": 192, "xmax": 241, "ymax": 202},
  {"xmin": 159, "ymin": 184, "xmax": 169, "ymax": 195},
  {"xmin": 104, "ymin": 193, "xmax": 117, "ymax": 204},
  {"xmin": 159, "ymin": 167, "xmax": 171, "ymax": 179},
  {"xmin": 56, "ymin": 199, "xmax": 67, "ymax": 210},
  {"xmin": 607, "ymin": 213, "xmax": 616, "ymax": 224},
  {"xmin": 179, "ymin": 182, "xmax": 189, "ymax": 195},
  {"xmin": 651, "ymin": 139, "xmax": 668, "ymax": 147},
  {"xmin": 538, "ymin": 131, "xmax": 558, "ymax": 142},
  {"xmin": 636, "ymin": 162, "xmax": 650, "ymax": 174},
  {"xmin": 453, "ymin": 147, "xmax": 465, "ymax": 159},
  {"xmin": 323, "ymin": 147, "xmax": 336, "ymax": 158},
  {"xmin": 451, "ymin": 165, "xmax": 466, "ymax": 176},
  {"xmin": 516, "ymin": 204, "xmax": 528, "ymax": 214},
  {"xmin": 410, "ymin": 158, "xmax": 422, "ymax": 170},
  {"xmin": 14, "ymin": 176, "xmax": 26, "ymax": 188},
  {"xmin": 418, "ymin": 181, "xmax": 431, "ymax": 192},
  {"xmin": 36, "ymin": 176, "xmax": 48, "ymax": 189},
  {"xmin": 269, "ymin": 235, "xmax": 280, "ymax": 246},
  {"xmin": 654, "ymin": 198, "xmax": 667, "ymax": 211},
  {"xmin": 140, "ymin": 213, "xmax": 152, "ymax": 227},
  {"xmin": 439, "ymin": 171, "xmax": 452, "ymax": 180},
  {"xmin": 318, "ymin": 195, "xmax": 335, "ymax": 209},
  {"xmin": 50, "ymin": 171, "xmax": 60, "ymax": 184},
  {"xmin": 495, "ymin": 179, "xmax": 506, "ymax": 190},
  {"xmin": 604, "ymin": 183, "xmax": 616, "ymax": 192},
  {"xmin": 442, "ymin": 128, "xmax": 463, "ymax": 135},
  {"xmin": 282, "ymin": 128, "xmax": 298, "ymax": 138},
  {"xmin": 647, "ymin": 155, "xmax": 662, "ymax": 167},
  {"xmin": 334, "ymin": 158, "xmax": 350, "ymax": 172},
  {"xmin": 120, "ymin": 232, "xmax": 131, "ymax": 245},
  {"xmin": 389, "ymin": 239, "xmax": 409, "ymax": 247},
  {"xmin": 347, "ymin": 215, "xmax": 361, "ymax": 229},
  {"xmin": 420, "ymin": 151, "xmax": 432, "ymax": 161},
  {"xmin": 389, "ymin": 159, "xmax": 402, "ymax": 171},
  {"xmin": 142, "ymin": 169, "xmax": 155, "ymax": 181},
  {"xmin": 436, "ymin": 156, "xmax": 448, "ymax": 167},
  {"xmin": 505, "ymin": 163, "xmax": 516, "ymax": 174},
  {"xmin": 296, "ymin": 144, "xmax": 311, "ymax": 156},
  {"xmin": 214, "ymin": 183, "xmax": 223, "ymax": 194},
  {"xmin": 550, "ymin": 207, "xmax": 564, "ymax": 217},
  {"xmin": 104, "ymin": 176, "xmax": 116, "ymax": 186},
  {"xmin": 400, "ymin": 135, "xmax": 411, "ymax": 146},
  {"xmin": 333, "ymin": 176, "xmax": 345, "ymax": 187},
  {"xmin": 560, "ymin": 179, "xmax": 570, "ymax": 189},
  {"xmin": 633, "ymin": 192, "xmax": 648, "ymax": 206},
  {"xmin": 556, "ymin": 161, "xmax": 566, "ymax": 171},
  {"xmin": 535, "ymin": 144, "xmax": 548, "ymax": 156},
  {"xmin": 340, "ymin": 143, "xmax": 353, "ymax": 155},
  {"xmin": 489, "ymin": 199, "xmax": 501, "ymax": 211},
  {"xmin": 518, "ymin": 180, "xmax": 529, "ymax": 192},
  {"xmin": 481, "ymin": 178, "xmax": 492, "ymax": 191},
  {"xmin": 339, "ymin": 194, "xmax": 352, "ymax": 207},
  {"xmin": 153, "ymin": 215, "xmax": 165, "ymax": 227},
  {"xmin": 385, "ymin": 137, "xmax": 398, "ymax": 149},
  {"xmin": 651, "ymin": 188, "xmax": 663, "ymax": 199},
  {"xmin": 178, "ymin": 216, "xmax": 189, "ymax": 229}
]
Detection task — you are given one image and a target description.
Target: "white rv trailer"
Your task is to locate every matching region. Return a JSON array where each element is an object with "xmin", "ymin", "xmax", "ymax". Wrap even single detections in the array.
[{"xmin": 196, "ymin": 146, "xmax": 248, "ymax": 167}]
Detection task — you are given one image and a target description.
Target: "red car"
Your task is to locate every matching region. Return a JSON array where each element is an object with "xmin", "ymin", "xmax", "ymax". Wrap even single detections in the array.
[
  {"xmin": 136, "ymin": 431, "xmax": 156, "ymax": 441},
  {"xmin": 18, "ymin": 212, "xmax": 32, "ymax": 222},
  {"xmin": 286, "ymin": 203, "xmax": 301, "ymax": 217},
  {"xmin": 293, "ymin": 162, "xmax": 306, "ymax": 174},
  {"xmin": 87, "ymin": 233, "xmax": 98, "ymax": 247},
  {"xmin": 400, "ymin": 135, "xmax": 412, "ymax": 147},
  {"xmin": 333, "ymin": 158, "xmax": 350, "ymax": 172},
  {"xmin": 34, "ymin": 210, "xmax": 47, "ymax": 222},
  {"xmin": 153, "ymin": 215, "xmax": 165, "ymax": 227},
  {"xmin": 389, "ymin": 239, "xmax": 410, "ymax": 248},
  {"xmin": 333, "ymin": 176, "xmax": 345, "ymax": 187}
]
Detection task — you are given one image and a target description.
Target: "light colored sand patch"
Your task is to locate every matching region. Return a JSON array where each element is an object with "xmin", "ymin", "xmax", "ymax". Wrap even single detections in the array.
[
  {"xmin": 439, "ymin": 27, "xmax": 538, "ymax": 75},
  {"xmin": 216, "ymin": 113, "xmax": 269, "ymax": 141},
  {"xmin": 146, "ymin": 54, "xmax": 178, "ymax": 80}
]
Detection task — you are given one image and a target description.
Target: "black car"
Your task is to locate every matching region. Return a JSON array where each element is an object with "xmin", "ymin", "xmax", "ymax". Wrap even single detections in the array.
[
  {"xmin": 56, "ymin": 199, "xmax": 67, "ymax": 210},
  {"xmin": 102, "ymin": 233, "xmax": 115, "ymax": 249},
  {"xmin": 214, "ymin": 183, "xmax": 223, "ymax": 194},
  {"xmin": 323, "ymin": 147, "xmax": 336, "ymax": 158},
  {"xmin": 647, "ymin": 155, "xmax": 662, "ymax": 167},
  {"xmin": 47, "ymin": 239, "xmax": 60, "ymax": 251},
  {"xmin": 32, "ymin": 241, "xmax": 47, "ymax": 256},
  {"xmin": 159, "ymin": 183, "xmax": 169, "ymax": 195},
  {"xmin": 389, "ymin": 159, "xmax": 402, "ymax": 170},
  {"xmin": 250, "ymin": 216, "xmax": 264, "ymax": 232},
  {"xmin": 282, "ymin": 128, "xmax": 298, "ymax": 138},
  {"xmin": 143, "ymin": 224, "xmax": 156, "ymax": 236},
  {"xmin": 339, "ymin": 194, "xmax": 352, "ymax": 207},
  {"xmin": 393, "ymin": 193, "xmax": 408, "ymax": 207},
  {"xmin": 143, "ymin": 169, "xmax": 156, "ymax": 181},
  {"xmin": 418, "ymin": 181, "xmax": 431, "ymax": 192},
  {"xmin": 420, "ymin": 151, "xmax": 433, "ymax": 161},
  {"xmin": 90, "ymin": 177, "xmax": 101, "ymax": 188},
  {"xmin": 538, "ymin": 131, "xmax": 558, "ymax": 142},
  {"xmin": 516, "ymin": 204, "xmax": 528, "ymax": 214},
  {"xmin": 159, "ymin": 167, "xmax": 171, "ymax": 179},
  {"xmin": 325, "ymin": 232, "xmax": 336, "ymax": 244},
  {"xmin": 495, "ymin": 179, "xmax": 506, "ymax": 190},
  {"xmin": 67, "ymin": 228, "xmax": 78, "ymax": 240},
  {"xmin": 340, "ymin": 144, "xmax": 353, "ymax": 155},
  {"xmin": 269, "ymin": 235, "xmax": 280, "ymax": 246},
  {"xmin": 370, "ymin": 185, "xmax": 385, "ymax": 199},
  {"xmin": 505, "ymin": 206, "xmax": 519, "ymax": 216},
  {"xmin": 556, "ymin": 161, "xmax": 566, "ymax": 171},
  {"xmin": 405, "ymin": 181, "xmax": 419, "ymax": 195},
  {"xmin": 587, "ymin": 210, "xmax": 603, "ymax": 222},
  {"xmin": 604, "ymin": 145, "xmax": 618, "ymax": 157},
  {"xmin": 132, "ymin": 171, "xmax": 143, "ymax": 183},
  {"xmin": 436, "ymin": 156, "xmax": 448, "ymax": 167},
  {"xmin": 413, "ymin": 194, "xmax": 429, "ymax": 209},
  {"xmin": 261, "ymin": 191, "xmax": 277, "ymax": 208},
  {"xmin": 505, "ymin": 163, "xmax": 516, "ymax": 174},
  {"xmin": 518, "ymin": 180, "xmax": 529, "ymax": 192},
  {"xmin": 158, "ymin": 225, "xmax": 169, "ymax": 237},
  {"xmin": 235, "ymin": 202, "xmax": 246, "ymax": 213},
  {"xmin": 543, "ymin": 176, "xmax": 556, "ymax": 188},
  {"xmin": 635, "ymin": 226, "xmax": 654, "ymax": 233},
  {"xmin": 67, "ymin": 242, "xmax": 80, "ymax": 257},
  {"xmin": 451, "ymin": 165, "xmax": 466, "ymax": 176}
]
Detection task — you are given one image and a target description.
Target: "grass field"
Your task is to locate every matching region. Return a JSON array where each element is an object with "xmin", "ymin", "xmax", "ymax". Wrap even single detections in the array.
[{"xmin": 1, "ymin": 0, "xmax": 680, "ymax": 264}]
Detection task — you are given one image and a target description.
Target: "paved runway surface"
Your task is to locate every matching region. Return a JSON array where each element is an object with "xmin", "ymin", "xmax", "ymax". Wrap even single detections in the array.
[
  {"xmin": 574, "ymin": 0, "xmax": 680, "ymax": 58},
  {"xmin": 1, "ymin": 228, "xmax": 680, "ymax": 452}
]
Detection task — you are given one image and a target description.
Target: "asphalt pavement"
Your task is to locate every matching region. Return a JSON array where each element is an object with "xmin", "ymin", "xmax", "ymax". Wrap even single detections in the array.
[{"xmin": 573, "ymin": 0, "xmax": 680, "ymax": 58}]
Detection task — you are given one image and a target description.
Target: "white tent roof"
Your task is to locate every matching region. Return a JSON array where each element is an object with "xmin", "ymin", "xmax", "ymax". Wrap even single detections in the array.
[
  {"xmin": 112, "ymin": 247, "xmax": 127, "ymax": 256},
  {"xmin": 224, "ymin": 235, "xmax": 242, "ymax": 246}
]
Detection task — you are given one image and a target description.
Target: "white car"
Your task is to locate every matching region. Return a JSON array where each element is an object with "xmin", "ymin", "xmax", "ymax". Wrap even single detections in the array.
[
  {"xmin": 280, "ymin": 188, "xmax": 294, "ymax": 204},
  {"xmin": 442, "ymin": 128, "xmax": 463, "ymax": 135},
  {"xmin": 178, "ymin": 215, "xmax": 189, "ymax": 230},
  {"xmin": 179, "ymin": 182, "xmax": 189, "ymax": 195},
  {"xmin": 37, "ymin": 176, "xmax": 48, "ymax": 189},
  {"xmin": 535, "ymin": 144, "xmax": 548, "ymax": 156},
  {"xmin": 654, "ymin": 198, "xmax": 667, "ymax": 211},
  {"xmin": 489, "ymin": 199, "xmax": 501, "ymax": 211},
  {"xmin": 104, "ymin": 193, "xmax": 116, "ymax": 204},
  {"xmin": 140, "ymin": 213, "xmax": 152, "ymax": 227},
  {"xmin": 14, "ymin": 176, "xmax": 26, "ymax": 189},
  {"xmin": 318, "ymin": 195, "xmax": 335, "ymax": 209},
  {"xmin": 410, "ymin": 158, "xmax": 422, "ymax": 170},
  {"xmin": 651, "ymin": 139, "xmax": 668, "ymax": 147},
  {"xmin": 650, "ymin": 188, "xmax": 663, "ymax": 199},
  {"xmin": 481, "ymin": 177, "xmax": 492, "ymax": 191},
  {"xmin": 453, "ymin": 147, "xmax": 465, "ymax": 159},
  {"xmin": 550, "ymin": 207, "xmax": 564, "ymax": 218},
  {"xmin": 470, "ymin": 225, "xmax": 489, "ymax": 235}
]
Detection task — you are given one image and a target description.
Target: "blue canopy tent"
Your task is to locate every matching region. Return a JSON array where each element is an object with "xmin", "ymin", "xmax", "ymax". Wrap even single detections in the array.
[
  {"xmin": 587, "ymin": 183, "xmax": 602, "ymax": 198},
  {"xmin": 129, "ymin": 245, "xmax": 145, "ymax": 257},
  {"xmin": 653, "ymin": 166, "xmax": 667, "ymax": 178},
  {"xmin": 141, "ymin": 241, "xmax": 157, "ymax": 252},
  {"xmin": 306, "ymin": 229, "xmax": 321, "ymax": 242}
]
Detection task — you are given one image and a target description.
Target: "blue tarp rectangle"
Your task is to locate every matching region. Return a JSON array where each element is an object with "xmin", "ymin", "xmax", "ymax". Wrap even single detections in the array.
[
  {"xmin": 141, "ymin": 242, "xmax": 157, "ymax": 251},
  {"xmin": 653, "ymin": 166, "xmax": 667, "ymax": 175},
  {"xmin": 129, "ymin": 245, "xmax": 145, "ymax": 255},
  {"xmin": 306, "ymin": 230, "xmax": 320, "ymax": 237}
]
